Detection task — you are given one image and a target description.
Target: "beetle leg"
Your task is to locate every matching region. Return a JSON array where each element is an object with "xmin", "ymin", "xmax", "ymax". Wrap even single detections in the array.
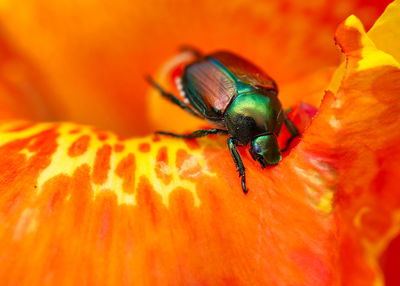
[
  {"xmin": 281, "ymin": 112, "xmax": 300, "ymax": 153},
  {"xmin": 156, "ymin": 128, "xmax": 228, "ymax": 138},
  {"xmin": 145, "ymin": 76, "xmax": 203, "ymax": 118},
  {"xmin": 284, "ymin": 107, "xmax": 293, "ymax": 114},
  {"xmin": 227, "ymin": 137, "xmax": 248, "ymax": 194}
]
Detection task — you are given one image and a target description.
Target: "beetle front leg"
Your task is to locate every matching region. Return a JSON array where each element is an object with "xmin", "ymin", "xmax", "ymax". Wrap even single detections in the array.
[
  {"xmin": 281, "ymin": 112, "xmax": 300, "ymax": 153},
  {"xmin": 227, "ymin": 137, "xmax": 247, "ymax": 194},
  {"xmin": 156, "ymin": 128, "xmax": 228, "ymax": 139}
]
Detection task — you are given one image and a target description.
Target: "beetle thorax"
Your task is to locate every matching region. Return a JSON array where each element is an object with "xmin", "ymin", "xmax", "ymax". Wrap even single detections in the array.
[{"xmin": 224, "ymin": 90, "xmax": 284, "ymax": 146}]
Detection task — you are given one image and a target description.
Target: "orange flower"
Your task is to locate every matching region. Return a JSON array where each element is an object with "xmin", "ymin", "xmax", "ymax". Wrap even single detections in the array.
[{"xmin": 0, "ymin": 0, "xmax": 399, "ymax": 285}]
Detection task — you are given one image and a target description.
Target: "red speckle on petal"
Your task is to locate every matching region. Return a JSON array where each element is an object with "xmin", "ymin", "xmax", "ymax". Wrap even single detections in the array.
[
  {"xmin": 92, "ymin": 145, "xmax": 112, "ymax": 185},
  {"xmin": 155, "ymin": 146, "xmax": 172, "ymax": 185},
  {"xmin": 68, "ymin": 135, "xmax": 90, "ymax": 157},
  {"xmin": 117, "ymin": 135, "xmax": 126, "ymax": 141},
  {"xmin": 138, "ymin": 142, "xmax": 150, "ymax": 153},
  {"xmin": 114, "ymin": 144, "xmax": 125, "ymax": 153},
  {"xmin": 0, "ymin": 128, "xmax": 59, "ymax": 215},
  {"xmin": 97, "ymin": 133, "xmax": 108, "ymax": 141},
  {"xmin": 157, "ymin": 146, "xmax": 168, "ymax": 164},
  {"xmin": 69, "ymin": 164, "xmax": 93, "ymax": 228},
  {"xmin": 91, "ymin": 128, "xmax": 109, "ymax": 141},
  {"xmin": 69, "ymin": 128, "xmax": 81, "ymax": 134},
  {"xmin": 39, "ymin": 174, "xmax": 70, "ymax": 214},
  {"xmin": 183, "ymin": 138, "xmax": 200, "ymax": 150},
  {"xmin": 115, "ymin": 154, "xmax": 136, "ymax": 194},
  {"xmin": 152, "ymin": 135, "xmax": 161, "ymax": 143},
  {"xmin": 27, "ymin": 129, "xmax": 58, "ymax": 154},
  {"xmin": 6, "ymin": 123, "xmax": 36, "ymax": 132}
]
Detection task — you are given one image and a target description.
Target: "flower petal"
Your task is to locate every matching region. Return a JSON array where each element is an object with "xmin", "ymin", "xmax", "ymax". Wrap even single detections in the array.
[
  {"xmin": 309, "ymin": 12, "xmax": 400, "ymax": 285},
  {"xmin": 0, "ymin": 118, "xmax": 338, "ymax": 285},
  {"xmin": 0, "ymin": 1, "xmax": 398, "ymax": 285},
  {"xmin": 368, "ymin": 0, "xmax": 400, "ymax": 63}
]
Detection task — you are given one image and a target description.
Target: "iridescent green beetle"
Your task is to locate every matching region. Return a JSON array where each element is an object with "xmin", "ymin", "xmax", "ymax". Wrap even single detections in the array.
[{"xmin": 147, "ymin": 49, "xmax": 299, "ymax": 194}]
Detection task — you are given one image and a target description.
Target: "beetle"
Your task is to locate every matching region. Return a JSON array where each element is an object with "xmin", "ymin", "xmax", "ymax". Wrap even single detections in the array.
[{"xmin": 147, "ymin": 48, "xmax": 299, "ymax": 194}]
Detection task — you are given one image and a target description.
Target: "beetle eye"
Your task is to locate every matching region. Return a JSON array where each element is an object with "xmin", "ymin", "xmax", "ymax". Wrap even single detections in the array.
[{"xmin": 253, "ymin": 144, "xmax": 262, "ymax": 154}]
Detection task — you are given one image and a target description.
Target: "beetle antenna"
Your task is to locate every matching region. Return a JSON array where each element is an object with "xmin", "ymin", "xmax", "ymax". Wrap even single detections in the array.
[
  {"xmin": 144, "ymin": 75, "xmax": 163, "ymax": 92},
  {"xmin": 144, "ymin": 74, "xmax": 155, "ymax": 85}
]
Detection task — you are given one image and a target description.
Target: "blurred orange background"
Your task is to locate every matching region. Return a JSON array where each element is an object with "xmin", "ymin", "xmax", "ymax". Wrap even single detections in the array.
[{"xmin": 0, "ymin": 0, "xmax": 392, "ymax": 135}]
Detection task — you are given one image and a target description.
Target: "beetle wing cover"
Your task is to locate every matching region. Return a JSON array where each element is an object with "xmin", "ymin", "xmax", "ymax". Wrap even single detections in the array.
[
  {"xmin": 210, "ymin": 51, "xmax": 278, "ymax": 91},
  {"xmin": 184, "ymin": 59, "xmax": 236, "ymax": 116}
]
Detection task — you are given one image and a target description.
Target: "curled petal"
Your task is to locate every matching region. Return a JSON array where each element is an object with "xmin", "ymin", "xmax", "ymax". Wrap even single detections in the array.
[
  {"xmin": 302, "ymin": 11, "xmax": 400, "ymax": 285},
  {"xmin": 368, "ymin": 0, "xmax": 400, "ymax": 63}
]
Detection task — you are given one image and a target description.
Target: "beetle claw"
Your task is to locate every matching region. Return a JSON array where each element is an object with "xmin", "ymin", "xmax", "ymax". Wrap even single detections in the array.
[
  {"xmin": 237, "ymin": 167, "xmax": 248, "ymax": 194},
  {"xmin": 241, "ymin": 176, "xmax": 248, "ymax": 194}
]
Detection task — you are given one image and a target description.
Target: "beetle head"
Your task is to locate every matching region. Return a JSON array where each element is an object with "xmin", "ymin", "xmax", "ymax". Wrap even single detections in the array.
[{"xmin": 249, "ymin": 134, "xmax": 282, "ymax": 168}]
